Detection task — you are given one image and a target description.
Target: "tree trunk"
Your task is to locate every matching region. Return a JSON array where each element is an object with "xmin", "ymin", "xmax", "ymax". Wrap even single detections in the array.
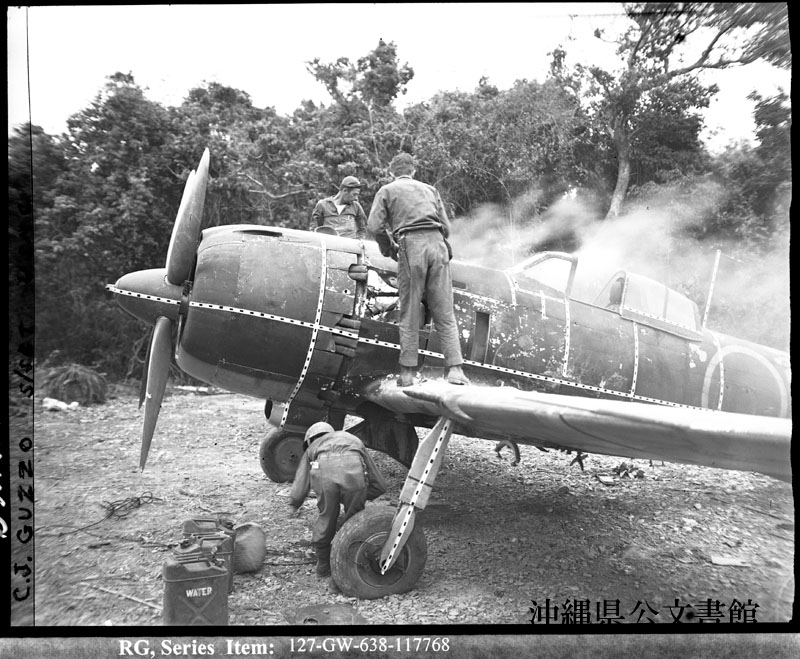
[{"xmin": 606, "ymin": 128, "xmax": 632, "ymax": 220}]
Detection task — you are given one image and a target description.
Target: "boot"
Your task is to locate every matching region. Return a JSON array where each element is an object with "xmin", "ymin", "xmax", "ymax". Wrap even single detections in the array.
[
  {"xmin": 398, "ymin": 365, "xmax": 416, "ymax": 387},
  {"xmin": 314, "ymin": 545, "xmax": 331, "ymax": 578},
  {"xmin": 316, "ymin": 558, "xmax": 331, "ymax": 578},
  {"xmin": 446, "ymin": 365, "xmax": 470, "ymax": 385}
]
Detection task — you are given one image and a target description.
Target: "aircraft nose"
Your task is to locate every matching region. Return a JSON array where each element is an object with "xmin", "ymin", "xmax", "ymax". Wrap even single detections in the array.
[{"xmin": 110, "ymin": 268, "xmax": 182, "ymax": 325}]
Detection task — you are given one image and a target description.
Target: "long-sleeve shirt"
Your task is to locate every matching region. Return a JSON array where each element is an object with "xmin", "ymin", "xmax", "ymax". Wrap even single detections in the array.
[
  {"xmin": 311, "ymin": 197, "xmax": 368, "ymax": 239},
  {"xmin": 289, "ymin": 431, "xmax": 388, "ymax": 507},
  {"xmin": 367, "ymin": 175, "xmax": 451, "ymax": 257}
]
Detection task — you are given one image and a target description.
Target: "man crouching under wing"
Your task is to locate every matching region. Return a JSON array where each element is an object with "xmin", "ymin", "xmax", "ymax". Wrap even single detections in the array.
[{"xmin": 288, "ymin": 422, "xmax": 388, "ymax": 577}]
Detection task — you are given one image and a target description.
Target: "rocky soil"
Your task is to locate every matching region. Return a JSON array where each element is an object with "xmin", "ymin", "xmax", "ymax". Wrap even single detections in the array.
[{"xmin": 13, "ymin": 386, "xmax": 795, "ymax": 627}]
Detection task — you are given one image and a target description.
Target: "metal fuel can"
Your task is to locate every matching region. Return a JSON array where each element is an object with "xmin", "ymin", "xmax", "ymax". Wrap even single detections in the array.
[
  {"xmin": 182, "ymin": 521, "xmax": 236, "ymax": 593},
  {"xmin": 182, "ymin": 516, "xmax": 235, "ymax": 538},
  {"xmin": 162, "ymin": 554, "xmax": 228, "ymax": 626}
]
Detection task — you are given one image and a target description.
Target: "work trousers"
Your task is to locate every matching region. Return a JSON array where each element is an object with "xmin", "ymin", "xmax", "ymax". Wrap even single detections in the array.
[
  {"xmin": 310, "ymin": 453, "xmax": 368, "ymax": 553},
  {"xmin": 397, "ymin": 230, "xmax": 464, "ymax": 368}
]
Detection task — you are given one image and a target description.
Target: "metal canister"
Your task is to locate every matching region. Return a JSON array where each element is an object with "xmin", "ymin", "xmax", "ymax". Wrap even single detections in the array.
[
  {"xmin": 172, "ymin": 537, "xmax": 218, "ymax": 563},
  {"xmin": 162, "ymin": 554, "xmax": 228, "ymax": 626},
  {"xmin": 182, "ymin": 522, "xmax": 235, "ymax": 593},
  {"xmin": 182, "ymin": 517, "xmax": 234, "ymax": 538}
]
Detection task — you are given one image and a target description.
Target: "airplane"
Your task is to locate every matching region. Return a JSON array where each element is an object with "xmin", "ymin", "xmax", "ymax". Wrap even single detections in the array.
[{"xmin": 107, "ymin": 149, "xmax": 791, "ymax": 600}]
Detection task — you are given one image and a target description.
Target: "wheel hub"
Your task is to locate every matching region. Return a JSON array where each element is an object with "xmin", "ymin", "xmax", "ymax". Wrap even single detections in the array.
[
  {"xmin": 274, "ymin": 440, "xmax": 301, "ymax": 472},
  {"xmin": 350, "ymin": 532, "xmax": 409, "ymax": 589}
]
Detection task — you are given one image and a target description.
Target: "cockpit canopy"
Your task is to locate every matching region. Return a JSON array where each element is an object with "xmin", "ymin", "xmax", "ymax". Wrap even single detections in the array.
[
  {"xmin": 506, "ymin": 252, "xmax": 578, "ymax": 297},
  {"xmin": 505, "ymin": 252, "xmax": 702, "ymax": 340},
  {"xmin": 595, "ymin": 270, "xmax": 701, "ymax": 338}
]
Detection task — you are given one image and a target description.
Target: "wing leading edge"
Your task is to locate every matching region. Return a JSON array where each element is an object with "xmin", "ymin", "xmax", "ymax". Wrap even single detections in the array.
[{"xmin": 361, "ymin": 379, "xmax": 792, "ymax": 483}]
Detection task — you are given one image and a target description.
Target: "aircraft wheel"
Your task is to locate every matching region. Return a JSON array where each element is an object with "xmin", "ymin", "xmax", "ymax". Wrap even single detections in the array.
[
  {"xmin": 331, "ymin": 506, "xmax": 427, "ymax": 599},
  {"xmin": 259, "ymin": 427, "xmax": 303, "ymax": 483}
]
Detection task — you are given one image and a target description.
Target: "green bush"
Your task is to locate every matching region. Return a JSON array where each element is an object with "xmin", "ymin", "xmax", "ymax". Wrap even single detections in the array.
[{"xmin": 39, "ymin": 363, "xmax": 108, "ymax": 405}]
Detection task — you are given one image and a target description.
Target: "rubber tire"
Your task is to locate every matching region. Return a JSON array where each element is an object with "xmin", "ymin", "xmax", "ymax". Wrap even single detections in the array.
[
  {"xmin": 331, "ymin": 506, "xmax": 427, "ymax": 599},
  {"xmin": 259, "ymin": 427, "xmax": 304, "ymax": 483}
]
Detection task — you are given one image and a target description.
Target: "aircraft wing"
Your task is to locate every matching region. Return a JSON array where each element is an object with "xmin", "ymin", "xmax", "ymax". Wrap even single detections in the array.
[{"xmin": 361, "ymin": 379, "xmax": 792, "ymax": 483}]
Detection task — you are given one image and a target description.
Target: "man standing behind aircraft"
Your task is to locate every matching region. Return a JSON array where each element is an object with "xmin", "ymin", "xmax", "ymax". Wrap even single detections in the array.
[
  {"xmin": 311, "ymin": 176, "xmax": 368, "ymax": 239},
  {"xmin": 367, "ymin": 152, "xmax": 470, "ymax": 387}
]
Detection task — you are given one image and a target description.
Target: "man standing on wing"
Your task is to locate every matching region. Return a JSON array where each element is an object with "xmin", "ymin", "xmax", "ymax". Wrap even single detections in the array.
[{"xmin": 367, "ymin": 152, "xmax": 470, "ymax": 387}]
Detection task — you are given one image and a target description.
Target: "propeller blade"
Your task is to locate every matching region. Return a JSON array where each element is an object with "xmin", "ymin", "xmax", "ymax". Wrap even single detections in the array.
[
  {"xmin": 138, "ymin": 325, "xmax": 154, "ymax": 409},
  {"xmin": 166, "ymin": 148, "xmax": 210, "ymax": 286},
  {"xmin": 165, "ymin": 169, "xmax": 195, "ymax": 285},
  {"xmin": 140, "ymin": 316, "xmax": 173, "ymax": 471},
  {"xmin": 190, "ymin": 147, "xmax": 210, "ymax": 231}
]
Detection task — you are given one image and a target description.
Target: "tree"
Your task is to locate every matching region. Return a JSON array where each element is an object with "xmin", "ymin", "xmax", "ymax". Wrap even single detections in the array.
[
  {"xmin": 46, "ymin": 73, "xmax": 175, "ymax": 270},
  {"xmin": 353, "ymin": 39, "xmax": 414, "ymax": 108},
  {"xmin": 34, "ymin": 73, "xmax": 176, "ymax": 373},
  {"xmin": 748, "ymin": 89, "xmax": 791, "ymax": 220},
  {"xmin": 696, "ymin": 88, "xmax": 791, "ymax": 245},
  {"xmin": 550, "ymin": 2, "xmax": 790, "ymax": 219},
  {"xmin": 408, "ymin": 78, "xmax": 590, "ymax": 217},
  {"xmin": 307, "ymin": 39, "xmax": 413, "ymax": 112},
  {"xmin": 169, "ymin": 82, "xmax": 309, "ymax": 229},
  {"xmin": 300, "ymin": 40, "xmax": 415, "ymax": 215},
  {"xmin": 9, "ymin": 124, "xmax": 66, "ymax": 356}
]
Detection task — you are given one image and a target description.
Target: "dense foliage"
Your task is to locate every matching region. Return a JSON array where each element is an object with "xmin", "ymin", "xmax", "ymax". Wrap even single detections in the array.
[
  {"xmin": 550, "ymin": 2, "xmax": 790, "ymax": 219},
  {"xmin": 9, "ymin": 13, "xmax": 791, "ymax": 380}
]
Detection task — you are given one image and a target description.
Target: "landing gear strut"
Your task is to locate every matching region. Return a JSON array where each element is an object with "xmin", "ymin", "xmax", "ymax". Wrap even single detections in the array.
[{"xmin": 331, "ymin": 416, "xmax": 452, "ymax": 598}]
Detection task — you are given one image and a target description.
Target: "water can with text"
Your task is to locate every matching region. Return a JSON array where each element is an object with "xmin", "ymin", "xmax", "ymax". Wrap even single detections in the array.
[{"xmin": 162, "ymin": 553, "xmax": 228, "ymax": 626}]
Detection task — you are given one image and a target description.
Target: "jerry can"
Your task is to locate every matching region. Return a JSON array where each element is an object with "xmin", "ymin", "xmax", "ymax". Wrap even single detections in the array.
[
  {"xmin": 162, "ymin": 554, "xmax": 228, "ymax": 626},
  {"xmin": 173, "ymin": 537, "xmax": 219, "ymax": 564},
  {"xmin": 182, "ymin": 516, "xmax": 234, "ymax": 538},
  {"xmin": 182, "ymin": 522, "xmax": 235, "ymax": 593}
]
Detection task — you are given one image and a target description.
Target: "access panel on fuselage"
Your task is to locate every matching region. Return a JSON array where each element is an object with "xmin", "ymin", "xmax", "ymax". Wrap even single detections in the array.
[
  {"xmin": 279, "ymin": 246, "xmax": 365, "ymax": 429},
  {"xmin": 631, "ymin": 323, "xmax": 692, "ymax": 405},
  {"xmin": 424, "ymin": 287, "xmax": 511, "ymax": 371},
  {"xmin": 344, "ymin": 316, "xmax": 413, "ymax": 383},
  {"xmin": 495, "ymin": 288, "xmax": 568, "ymax": 386},
  {"xmin": 564, "ymin": 301, "xmax": 635, "ymax": 397},
  {"xmin": 178, "ymin": 232, "xmax": 323, "ymax": 399}
]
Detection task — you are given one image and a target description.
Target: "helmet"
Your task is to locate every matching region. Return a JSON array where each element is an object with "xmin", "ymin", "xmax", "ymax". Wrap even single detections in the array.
[
  {"xmin": 303, "ymin": 422, "xmax": 334, "ymax": 450},
  {"xmin": 339, "ymin": 175, "xmax": 361, "ymax": 189}
]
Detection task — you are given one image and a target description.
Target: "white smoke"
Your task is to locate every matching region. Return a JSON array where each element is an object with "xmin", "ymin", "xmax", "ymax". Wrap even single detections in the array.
[{"xmin": 450, "ymin": 182, "xmax": 790, "ymax": 351}]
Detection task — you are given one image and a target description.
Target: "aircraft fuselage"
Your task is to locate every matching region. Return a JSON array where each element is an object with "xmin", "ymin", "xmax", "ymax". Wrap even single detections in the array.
[{"xmin": 110, "ymin": 225, "xmax": 791, "ymax": 446}]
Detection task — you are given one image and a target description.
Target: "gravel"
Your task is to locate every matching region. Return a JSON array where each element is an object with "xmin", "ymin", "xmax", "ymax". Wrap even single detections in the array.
[{"xmin": 19, "ymin": 388, "xmax": 795, "ymax": 626}]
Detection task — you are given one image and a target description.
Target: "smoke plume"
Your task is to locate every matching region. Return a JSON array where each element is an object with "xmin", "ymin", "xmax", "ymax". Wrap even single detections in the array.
[{"xmin": 449, "ymin": 183, "xmax": 790, "ymax": 351}]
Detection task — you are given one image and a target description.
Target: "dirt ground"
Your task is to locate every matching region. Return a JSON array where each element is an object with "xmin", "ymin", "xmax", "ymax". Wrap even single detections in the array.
[{"xmin": 12, "ymin": 385, "xmax": 796, "ymax": 627}]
